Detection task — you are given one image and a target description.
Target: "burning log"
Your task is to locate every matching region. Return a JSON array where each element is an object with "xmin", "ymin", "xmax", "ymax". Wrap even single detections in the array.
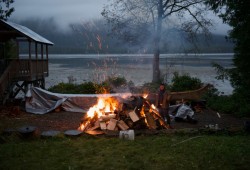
[
  {"xmin": 87, "ymin": 120, "xmax": 100, "ymax": 131},
  {"xmin": 78, "ymin": 94, "xmax": 172, "ymax": 133},
  {"xmin": 150, "ymin": 109, "xmax": 169, "ymax": 129},
  {"xmin": 144, "ymin": 99, "xmax": 170, "ymax": 129},
  {"xmin": 145, "ymin": 112, "xmax": 157, "ymax": 129}
]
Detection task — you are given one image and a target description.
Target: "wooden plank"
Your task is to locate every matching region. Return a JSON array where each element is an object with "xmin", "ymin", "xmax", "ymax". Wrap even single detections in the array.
[
  {"xmin": 88, "ymin": 120, "xmax": 100, "ymax": 131},
  {"xmin": 107, "ymin": 118, "xmax": 117, "ymax": 130},
  {"xmin": 128, "ymin": 110, "xmax": 140, "ymax": 122},
  {"xmin": 145, "ymin": 112, "xmax": 157, "ymax": 129},
  {"xmin": 100, "ymin": 121, "xmax": 107, "ymax": 130},
  {"xmin": 99, "ymin": 114, "xmax": 116, "ymax": 121},
  {"xmin": 117, "ymin": 120, "xmax": 129, "ymax": 130}
]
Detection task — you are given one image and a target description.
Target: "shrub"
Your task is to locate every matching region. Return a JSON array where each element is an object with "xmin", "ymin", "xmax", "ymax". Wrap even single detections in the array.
[
  {"xmin": 203, "ymin": 86, "xmax": 250, "ymax": 117},
  {"xmin": 48, "ymin": 82, "xmax": 97, "ymax": 94},
  {"xmin": 170, "ymin": 72, "xmax": 202, "ymax": 92},
  {"xmin": 47, "ymin": 77, "xmax": 128, "ymax": 94},
  {"xmin": 102, "ymin": 76, "xmax": 127, "ymax": 87}
]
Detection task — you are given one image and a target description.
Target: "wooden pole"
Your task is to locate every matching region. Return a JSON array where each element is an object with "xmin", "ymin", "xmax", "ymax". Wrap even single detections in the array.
[
  {"xmin": 41, "ymin": 44, "xmax": 44, "ymax": 76},
  {"xmin": 35, "ymin": 42, "xmax": 38, "ymax": 77},
  {"xmin": 46, "ymin": 45, "xmax": 49, "ymax": 76},
  {"xmin": 29, "ymin": 41, "xmax": 31, "ymax": 79}
]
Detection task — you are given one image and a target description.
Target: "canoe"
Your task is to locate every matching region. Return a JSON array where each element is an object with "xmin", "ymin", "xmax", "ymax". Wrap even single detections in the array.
[{"xmin": 147, "ymin": 84, "xmax": 211, "ymax": 102}]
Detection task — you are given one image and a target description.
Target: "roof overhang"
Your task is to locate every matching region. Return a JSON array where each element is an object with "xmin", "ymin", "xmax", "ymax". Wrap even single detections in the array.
[{"xmin": 0, "ymin": 19, "xmax": 53, "ymax": 45}]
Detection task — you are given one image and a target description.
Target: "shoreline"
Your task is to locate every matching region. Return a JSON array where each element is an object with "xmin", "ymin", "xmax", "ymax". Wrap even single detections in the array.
[{"xmin": 45, "ymin": 63, "xmax": 234, "ymax": 95}]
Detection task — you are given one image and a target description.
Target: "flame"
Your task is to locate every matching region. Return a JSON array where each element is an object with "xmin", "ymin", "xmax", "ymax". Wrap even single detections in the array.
[
  {"xmin": 79, "ymin": 97, "xmax": 119, "ymax": 131},
  {"xmin": 86, "ymin": 97, "xmax": 118, "ymax": 119},
  {"xmin": 140, "ymin": 106, "xmax": 148, "ymax": 125},
  {"xmin": 151, "ymin": 104, "xmax": 156, "ymax": 110},
  {"xmin": 142, "ymin": 93, "xmax": 148, "ymax": 99},
  {"xmin": 150, "ymin": 104, "xmax": 161, "ymax": 117},
  {"xmin": 78, "ymin": 121, "xmax": 90, "ymax": 131}
]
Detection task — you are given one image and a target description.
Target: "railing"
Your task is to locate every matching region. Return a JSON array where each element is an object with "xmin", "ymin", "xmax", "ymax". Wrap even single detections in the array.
[
  {"xmin": 0, "ymin": 59, "xmax": 49, "ymax": 98},
  {"xmin": 17, "ymin": 59, "xmax": 48, "ymax": 79},
  {"xmin": 6, "ymin": 59, "xmax": 49, "ymax": 80}
]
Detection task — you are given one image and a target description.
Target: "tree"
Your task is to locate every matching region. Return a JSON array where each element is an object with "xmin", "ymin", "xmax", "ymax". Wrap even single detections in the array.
[
  {"xmin": 207, "ymin": 0, "xmax": 250, "ymax": 97},
  {"xmin": 0, "ymin": 0, "xmax": 14, "ymax": 20},
  {"xmin": 102, "ymin": 0, "xmax": 212, "ymax": 83}
]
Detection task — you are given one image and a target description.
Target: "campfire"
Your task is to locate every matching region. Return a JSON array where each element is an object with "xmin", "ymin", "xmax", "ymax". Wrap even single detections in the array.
[{"xmin": 78, "ymin": 95, "xmax": 169, "ymax": 132}]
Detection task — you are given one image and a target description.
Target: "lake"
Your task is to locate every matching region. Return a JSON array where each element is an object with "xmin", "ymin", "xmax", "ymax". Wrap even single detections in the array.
[{"xmin": 46, "ymin": 53, "xmax": 234, "ymax": 95}]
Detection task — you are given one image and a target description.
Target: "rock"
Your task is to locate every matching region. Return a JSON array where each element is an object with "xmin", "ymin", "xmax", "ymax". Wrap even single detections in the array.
[
  {"xmin": 64, "ymin": 130, "xmax": 82, "ymax": 137},
  {"xmin": 17, "ymin": 126, "xmax": 37, "ymax": 138}
]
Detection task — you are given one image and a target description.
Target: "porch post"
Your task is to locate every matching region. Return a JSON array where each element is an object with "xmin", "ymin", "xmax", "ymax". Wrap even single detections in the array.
[
  {"xmin": 41, "ymin": 44, "xmax": 44, "ymax": 75},
  {"xmin": 46, "ymin": 45, "xmax": 49, "ymax": 76},
  {"xmin": 29, "ymin": 41, "xmax": 32, "ymax": 79},
  {"xmin": 35, "ymin": 42, "xmax": 38, "ymax": 77}
]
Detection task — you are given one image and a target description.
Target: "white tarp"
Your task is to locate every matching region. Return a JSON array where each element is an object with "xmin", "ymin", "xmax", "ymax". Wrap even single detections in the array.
[
  {"xmin": 25, "ymin": 87, "xmax": 132, "ymax": 114},
  {"xmin": 175, "ymin": 104, "xmax": 194, "ymax": 119}
]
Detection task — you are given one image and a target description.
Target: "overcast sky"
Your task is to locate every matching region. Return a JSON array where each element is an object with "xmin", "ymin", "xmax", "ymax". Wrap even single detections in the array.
[
  {"xmin": 10, "ymin": 0, "xmax": 108, "ymax": 29},
  {"xmin": 9, "ymin": 0, "xmax": 230, "ymax": 34}
]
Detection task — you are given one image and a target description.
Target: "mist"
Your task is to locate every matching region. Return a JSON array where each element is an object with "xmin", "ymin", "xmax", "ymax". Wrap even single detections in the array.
[
  {"xmin": 10, "ymin": 0, "xmax": 108, "ymax": 31},
  {"xmin": 13, "ymin": 18, "xmax": 233, "ymax": 54}
]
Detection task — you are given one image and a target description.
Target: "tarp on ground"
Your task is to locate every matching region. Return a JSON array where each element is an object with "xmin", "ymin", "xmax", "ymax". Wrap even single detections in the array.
[
  {"xmin": 174, "ymin": 104, "xmax": 194, "ymax": 119},
  {"xmin": 25, "ymin": 87, "xmax": 132, "ymax": 114}
]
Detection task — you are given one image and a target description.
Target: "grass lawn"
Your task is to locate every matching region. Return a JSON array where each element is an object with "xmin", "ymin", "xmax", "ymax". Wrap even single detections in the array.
[{"xmin": 0, "ymin": 134, "xmax": 250, "ymax": 170}]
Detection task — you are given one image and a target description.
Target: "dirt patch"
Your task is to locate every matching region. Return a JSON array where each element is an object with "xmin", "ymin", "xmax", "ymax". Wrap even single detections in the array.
[{"xmin": 0, "ymin": 105, "xmax": 249, "ymax": 133}]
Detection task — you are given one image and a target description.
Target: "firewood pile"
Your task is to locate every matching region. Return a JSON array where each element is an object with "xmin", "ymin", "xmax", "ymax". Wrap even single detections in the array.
[{"xmin": 78, "ymin": 96, "xmax": 169, "ymax": 132}]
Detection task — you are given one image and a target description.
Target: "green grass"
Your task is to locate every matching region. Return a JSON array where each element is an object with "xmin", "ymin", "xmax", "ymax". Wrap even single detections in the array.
[{"xmin": 0, "ymin": 134, "xmax": 250, "ymax": 170}]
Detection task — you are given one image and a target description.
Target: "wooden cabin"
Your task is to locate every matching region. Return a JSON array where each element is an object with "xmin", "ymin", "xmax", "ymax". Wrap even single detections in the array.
[{"xmin": 0, "ymin": 19, "xmax": 53, "ymax": 104}]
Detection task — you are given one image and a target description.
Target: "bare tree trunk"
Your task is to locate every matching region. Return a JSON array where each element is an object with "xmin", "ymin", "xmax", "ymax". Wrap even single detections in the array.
[
  {"xmin": 152, "ymin": 0, "xmax": 163, "ymax": 83},
  {"xmin": 152, "ymin": 41, "xmax": 160, "ymax": 83}
]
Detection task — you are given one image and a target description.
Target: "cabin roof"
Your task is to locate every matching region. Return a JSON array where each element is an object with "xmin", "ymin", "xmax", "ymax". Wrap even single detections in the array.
[{"xmin": 0, "ymin": 19, "xmax": 53, "ymax": 45}]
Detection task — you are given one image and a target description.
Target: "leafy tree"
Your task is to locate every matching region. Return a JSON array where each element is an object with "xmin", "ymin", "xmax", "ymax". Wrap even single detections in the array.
[
  {"xmin": 102, "ymin": 0, "xmax": 212, "ymax": 83},
  {"xmin": 207, "ymin": 1, "xmax": 250, "ymax": 98},
  {"xmin": 0, "ymin": 0, "xmax": 14, "ymax": 20}
]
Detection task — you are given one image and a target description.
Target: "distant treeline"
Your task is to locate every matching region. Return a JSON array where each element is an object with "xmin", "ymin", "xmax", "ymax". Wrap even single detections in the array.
[{"xmin": 13, "ymin": 18, "xmax": 233, "ymax": 54}]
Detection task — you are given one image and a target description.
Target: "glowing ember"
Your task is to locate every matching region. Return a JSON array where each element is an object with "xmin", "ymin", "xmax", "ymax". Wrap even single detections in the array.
[{"xmin": 140, "ymin": 106, "xmax": 148, "ymax": 125}]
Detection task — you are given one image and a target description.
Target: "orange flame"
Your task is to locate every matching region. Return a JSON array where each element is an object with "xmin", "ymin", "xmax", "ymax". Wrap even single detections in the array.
[
  {"xmin": 78, "ymin": 97, "xmax": 119, "ymax": 131},
  {"xmin": 87, "ymin": 97, "xmax": 118, "ymax": 119},
  {"xmin": 151, "ymin": 104, "xmax": 156, "ymax": 110},
  {"xmin": 140, "ymin": 106, "xmax": 148, "ymax": 125},
  {"xmin": 142, "ymin": 93, "xmax": 148, "ymax": 99},
  {"xmin": 78, "ymin": 121, "xmax": 90, "ymax": 131}
]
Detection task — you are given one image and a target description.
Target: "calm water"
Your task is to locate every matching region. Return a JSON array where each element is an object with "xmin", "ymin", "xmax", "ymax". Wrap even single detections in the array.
[
  {"xmin": 45, "ymin": 53, "xmax": 234, "ymax": 95},
  {"xmin": 48, "ymin": 53, "xmax": 233, "ymax": 68}
]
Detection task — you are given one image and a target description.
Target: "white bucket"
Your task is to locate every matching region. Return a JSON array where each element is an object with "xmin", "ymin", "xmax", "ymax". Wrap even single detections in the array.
[{"xmin": 119, "ymin": 130, "xmax": 135, "ymax": 140}]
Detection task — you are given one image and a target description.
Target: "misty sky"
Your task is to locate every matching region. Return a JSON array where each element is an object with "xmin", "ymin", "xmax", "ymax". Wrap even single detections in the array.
[
  {"xmin": 10, "ymin": 0, "xmax": 108, "ymax": 29},
  {"xmin": 10, "ymin": 0, "xmax": 230, "ymax": 34}
]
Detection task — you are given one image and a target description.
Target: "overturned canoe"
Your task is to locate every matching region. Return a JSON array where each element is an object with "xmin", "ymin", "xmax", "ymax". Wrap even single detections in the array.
[{"xmin": 148, "ymin": 84, "xmax": 211, "ymax": 102}]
